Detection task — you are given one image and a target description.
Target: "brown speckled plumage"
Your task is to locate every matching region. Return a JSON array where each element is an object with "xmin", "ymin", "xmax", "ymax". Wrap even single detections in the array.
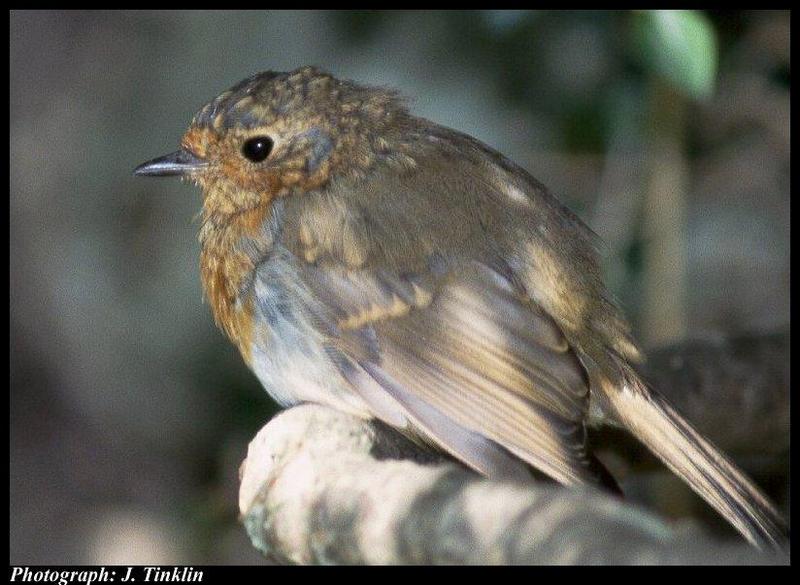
[{"xmin": 135, "ymin": 66, "xmax": 788, "ymax": 551}]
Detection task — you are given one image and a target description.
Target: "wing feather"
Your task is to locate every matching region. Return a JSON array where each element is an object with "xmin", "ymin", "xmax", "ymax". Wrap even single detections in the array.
[{"xmin": 297, "ymin": 257, "xmax": 610, "ymax": 487}]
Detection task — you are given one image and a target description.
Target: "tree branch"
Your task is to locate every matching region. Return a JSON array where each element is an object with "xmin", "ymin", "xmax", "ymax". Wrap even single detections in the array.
[{"xmin": 239, "ymin": 405, "xmax": 787, "ymax": 565}]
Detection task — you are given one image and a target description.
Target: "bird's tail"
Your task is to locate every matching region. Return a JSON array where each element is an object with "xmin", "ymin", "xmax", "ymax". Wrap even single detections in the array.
[{"xmin": 600, "ymin": 363, "xmax": 789, "ymax": 552}]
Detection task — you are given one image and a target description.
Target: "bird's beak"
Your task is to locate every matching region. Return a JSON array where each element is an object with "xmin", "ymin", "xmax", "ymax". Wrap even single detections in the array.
[{"xmin": 133, "ymin": 149, "xmax": 207, "ymax": 177}]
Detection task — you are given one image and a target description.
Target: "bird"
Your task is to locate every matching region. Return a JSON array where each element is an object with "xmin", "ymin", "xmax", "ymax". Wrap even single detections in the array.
[{"xmin": 135, "ymin": 66, "xmax": 788, "ymax": 551}]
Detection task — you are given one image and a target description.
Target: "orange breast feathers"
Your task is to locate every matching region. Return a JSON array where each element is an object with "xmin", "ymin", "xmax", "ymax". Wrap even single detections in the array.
[{"xmin": 198, "ymin": 204, "xmax": 274, "ymax": 366}]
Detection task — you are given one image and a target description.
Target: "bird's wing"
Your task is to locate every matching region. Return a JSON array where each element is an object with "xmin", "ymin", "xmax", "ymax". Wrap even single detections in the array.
[{"xmin": 295, "ymin": 255, "xmax": 613, "ymax": 488}]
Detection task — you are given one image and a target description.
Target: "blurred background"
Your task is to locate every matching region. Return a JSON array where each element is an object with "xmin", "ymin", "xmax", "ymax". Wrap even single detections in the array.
[{"xmin": 10, "ymin": 10, "xmax": 789, "ymax": 563}]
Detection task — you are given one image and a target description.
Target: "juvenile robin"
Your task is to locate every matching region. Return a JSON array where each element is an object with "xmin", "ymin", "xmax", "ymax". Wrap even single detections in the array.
[{"xmin": 135, "ymin": 66, "xmax": 788, "ymax": 550}]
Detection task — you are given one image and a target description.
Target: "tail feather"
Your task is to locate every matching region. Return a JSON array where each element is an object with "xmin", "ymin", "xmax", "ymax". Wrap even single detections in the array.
[{"xmin": 602, "ymin": 366, "xmax": 789, "ymax": 552}]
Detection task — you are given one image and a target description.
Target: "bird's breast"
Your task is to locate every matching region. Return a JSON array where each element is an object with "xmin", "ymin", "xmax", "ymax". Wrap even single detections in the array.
[
  {"xmin": 200, "ymin": 245, "xmax": 256, "ymax": 364},
  {"xmin": 199, "ymin": 207, "xmax": 368, "ymax": 413},
  {"xmin": 198, "ymin": 199, "xmax": 283, "ymax": 363}
]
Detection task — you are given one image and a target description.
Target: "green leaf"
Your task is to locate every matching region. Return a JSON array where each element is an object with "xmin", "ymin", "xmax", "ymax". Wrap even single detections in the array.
[{"xmin": 634, "ymin": 10, "xmax": 718, "ymax": 99}]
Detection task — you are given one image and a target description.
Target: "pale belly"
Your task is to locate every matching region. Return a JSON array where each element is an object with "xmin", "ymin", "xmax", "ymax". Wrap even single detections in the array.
[{"xmin": 242, "ymin": 245, "xmax": 373, "ymax": 418}]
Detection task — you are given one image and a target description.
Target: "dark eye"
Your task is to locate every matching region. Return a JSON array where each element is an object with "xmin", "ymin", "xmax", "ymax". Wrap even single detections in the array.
[{"xmin": 242, "ymin": 136, "xmax": 273, "ymax": 162}]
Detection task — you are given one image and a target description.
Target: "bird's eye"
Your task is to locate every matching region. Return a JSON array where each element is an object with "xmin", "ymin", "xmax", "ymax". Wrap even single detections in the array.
[{"xmin": 242, "ymin": 136, "xmax": 274, "ymax": 162}]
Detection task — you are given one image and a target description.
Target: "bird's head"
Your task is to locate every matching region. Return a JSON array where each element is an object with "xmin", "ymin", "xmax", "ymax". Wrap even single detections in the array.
[{"xmin": 134, "ymin": 66, "xmax": 411, "ymax": 220}]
